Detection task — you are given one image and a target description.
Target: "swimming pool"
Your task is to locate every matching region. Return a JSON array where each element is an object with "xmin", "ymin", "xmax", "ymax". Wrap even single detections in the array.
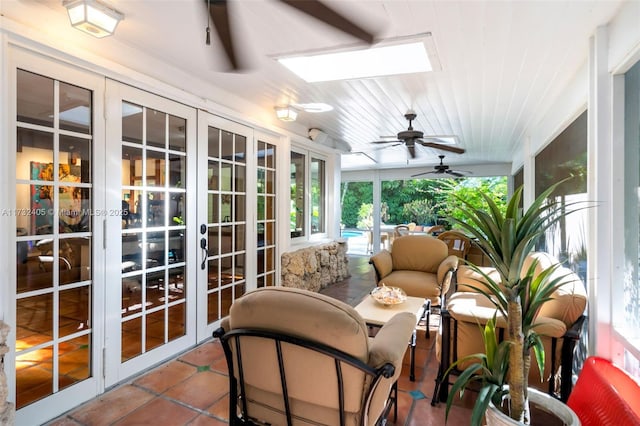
[{"xmin": 341, "ymin": 230, "xmax": 364, "ymax": 238}]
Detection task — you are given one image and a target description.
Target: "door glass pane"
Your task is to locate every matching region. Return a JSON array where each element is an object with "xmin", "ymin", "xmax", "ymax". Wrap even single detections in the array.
[
  {"xmin": 147, "ymin": 150, "xmax": 166, "ymax": 187},
  {"xmin": 235, "ymin": 164, "xmax": 245, "ymax": 192},
  {"xmin": 168, "ymin": 303, "xmax": 185, "ymax": 341},
  {"xmin": 15, "ymin": 71, "xmax": 94, "ymax": 409},
  {"xmin": 59, "ymin": 82, "xmax": 92, "ymax": 134},
  {"xmin": 16, "ymin": 128, "xmax": 53, "ymax": 181},
  {"xmin": 17, "ymin": 69, "xmax": 54, "ymax": 127},
  {"xmin": 168, "ymin": 114, "xmax": 186, "ymax": 152},
  {"xmin": 58, "ymin": 335, "xmax": 90, "ymax": 391},
  {"xmin": 146, "ymin": 108, "xmax": 166, "ymax": 149},
  {"xmin": 59, "ymin": 285, "xmax": 90, "ymax": 337},
  {"xmin": 234, "ymin": 135, "xmax": 246, "ymax": 163},
  {"xmin": 60, "ymin": 135, "xmax": 91, "ymax": 183},
  {"xmin": 169, "ymin": 153, "xmax": 185, "ymax": 189},
  {"xmin": 221, "ymin": 130, "xmax": 233, "ymax": 160},
  {"xmin": 122, "ymin": 102, "xmax": 143, "ymax": 144},
  {"xmin": 208, "ymin": 161, "xmax": 219, "ymax": 190}
]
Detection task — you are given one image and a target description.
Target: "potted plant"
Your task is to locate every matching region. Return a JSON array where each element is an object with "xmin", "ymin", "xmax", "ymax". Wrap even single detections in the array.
[{"xmin": 445, "ymin": 181, "xmax": 585, "ymax": 425}]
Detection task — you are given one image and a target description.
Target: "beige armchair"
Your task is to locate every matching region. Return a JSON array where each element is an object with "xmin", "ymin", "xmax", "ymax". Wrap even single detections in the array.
[
  {"xmin": 369, "ymin": 235, "xmax": 459, "ymax": 329},
  {"xmin": 213, "ymin": 287, "xmax": 416, "ymax": 426},
  {"xmin": 433, "ymin": 252, "xmax": 588, "ymax": 404}
]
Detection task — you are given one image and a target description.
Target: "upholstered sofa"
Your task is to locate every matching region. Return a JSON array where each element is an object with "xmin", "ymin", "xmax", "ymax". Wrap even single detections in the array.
[
  {"xmin": 433, "ymin": 252, "xmax": 588, "ymax": 404},
  {"xmin": 369, "ymin": 235, "xmax": 459, "ymax": 310},
  {"xmin": 214, "ymin": 287, "xmax": 416, "ymax": 426}
]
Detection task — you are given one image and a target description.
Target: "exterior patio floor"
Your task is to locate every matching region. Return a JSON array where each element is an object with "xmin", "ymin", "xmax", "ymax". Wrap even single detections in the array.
[{"xmin": 46, "ymin": 255, "xmax": 474, "ymax": 425}]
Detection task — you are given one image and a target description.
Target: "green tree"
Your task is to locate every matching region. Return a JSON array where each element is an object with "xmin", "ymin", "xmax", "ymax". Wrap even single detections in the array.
[
  {"xmin": 340, "ymin": 181, "xmax": 372, "ymax": 228},
  {"xmin": 341, "ymin": 177, "xmax": 508, "ymax": 229},
  {"xmin": 440, "ymin": 178, "xmax": 508, "ymax": 227}
]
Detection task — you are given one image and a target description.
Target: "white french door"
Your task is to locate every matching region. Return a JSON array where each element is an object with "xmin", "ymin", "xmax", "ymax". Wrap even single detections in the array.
[
  {"xmin": 10, "ymin": 48, "xmax": 106, "ymax": 426},
  {"xmin": 8, "ymin": 51, "xmax": 281, "ymax": 424},
  {"xmin": 103, "ymin": 81, "xmax": 197, "ymax": 385},
  {"xmin": 196, "ymin": 111, "xmax": 255, "ymax": 340}
]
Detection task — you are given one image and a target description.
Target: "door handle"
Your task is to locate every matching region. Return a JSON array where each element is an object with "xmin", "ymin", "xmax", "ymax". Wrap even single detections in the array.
[{"xmin": 200, "ymin": 237, "xmax": 208, "ymax": 270}]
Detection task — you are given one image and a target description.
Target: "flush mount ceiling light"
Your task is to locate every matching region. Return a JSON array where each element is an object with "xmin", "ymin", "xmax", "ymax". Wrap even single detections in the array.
[
  {"xmin": 277, "ymin": 35, "xmax": 436, "ymax": 83},
  {"xmin": 274, "ymin": 106, "xmax": 298, "ymax": 122},
  {"xmin": 63, "ymin": 0, "xmax": 124, "ymax": 38}
]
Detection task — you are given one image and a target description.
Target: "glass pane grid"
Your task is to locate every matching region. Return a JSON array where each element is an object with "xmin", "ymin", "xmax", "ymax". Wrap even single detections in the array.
[
  {"xmin": 257, "ymin": 140, "xmax": 277, "ymax": 285},
  {"xmin": 121, "ymin": 102, "xmax": 188, "ymax": 360},
  {"xmin": 16, "ymin": 70, "xmax": 94, "ymax": 408},
  {"xmin": 205, "ymin": 126, "xmax": 247, "ymax": 325}
]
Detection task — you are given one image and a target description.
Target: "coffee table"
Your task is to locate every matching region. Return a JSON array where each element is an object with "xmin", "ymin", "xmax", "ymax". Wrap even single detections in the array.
[{"xmin": 354, "ymin": 295, "xmax": 429, "ymax": 381}]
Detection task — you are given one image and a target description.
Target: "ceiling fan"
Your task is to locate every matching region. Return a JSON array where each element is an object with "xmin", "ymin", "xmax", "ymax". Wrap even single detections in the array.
[
  {"xmin": 411, "ymin": 155, "xmax": 471, "ymax": 178},
  {"xmin": 205, "ymin": 0, "xmax": 376, "ymax": 70},
  {"xmin": 372, "ymin": 111, "xmax": 466, "ymax": 159}
]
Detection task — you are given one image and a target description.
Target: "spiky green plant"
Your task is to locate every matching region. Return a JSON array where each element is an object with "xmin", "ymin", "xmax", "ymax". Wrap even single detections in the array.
[{"xmin": 446, "ymin": 180, "xmax": 587, "ymax": 423}]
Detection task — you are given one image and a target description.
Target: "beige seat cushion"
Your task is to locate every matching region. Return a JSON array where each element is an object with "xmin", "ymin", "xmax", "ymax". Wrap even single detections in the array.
[
  {"xmin": 391, "ymin": 235, "xmax": 449, "ymax": 272},
  {"xmin": 380, "ymin": 270, "xmax": 441, "ymax": 300},
  {"xmin": 443, "ymin": 291, "xmax": 569, "ymax": 385}
]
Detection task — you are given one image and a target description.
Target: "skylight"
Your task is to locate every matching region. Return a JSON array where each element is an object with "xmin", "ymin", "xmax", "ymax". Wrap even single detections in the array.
[{"xmin": 278, "ymin": 42, "xmax": 432, "ymax": 83}]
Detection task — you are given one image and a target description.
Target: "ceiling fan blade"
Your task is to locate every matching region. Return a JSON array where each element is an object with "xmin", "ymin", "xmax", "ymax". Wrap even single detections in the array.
[
  {"xmin": 447, "ymin": 169, "xmax": 472, "ymax": 177},
  {"xmin": 418, "ymin": 141, "xmax": 466, "ymax": 155},
  {"xmin": 206, "ymin": 0, "xmax": 241, "ymax": 70},
  {"xmin": 411, "ymin": 170, "xmax": 437, "ymax": 178},
  {"xmin": 407, "ymin": 144, "xmax": 416, "ymax": 158},
  {"xmin": 279, "ymin": 0, "xmax": 375, "ymax": 44},
  {"xmin": 370, "ymin": 140, "xmax": 401, "ymax": 145}
]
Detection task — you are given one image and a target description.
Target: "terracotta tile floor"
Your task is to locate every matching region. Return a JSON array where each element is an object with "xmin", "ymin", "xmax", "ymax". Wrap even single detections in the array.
[{"xmin": 47, "ymin": 255, "xmax": 473, "ymax": 425}]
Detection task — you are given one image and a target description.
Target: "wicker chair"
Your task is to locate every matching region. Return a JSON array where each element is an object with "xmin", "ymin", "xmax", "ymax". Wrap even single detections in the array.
[{"xmin": 437, "ymin": 230, "xmax": 471, "ymax": 260}]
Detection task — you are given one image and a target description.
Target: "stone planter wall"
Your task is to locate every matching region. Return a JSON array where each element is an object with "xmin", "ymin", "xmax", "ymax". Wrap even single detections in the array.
[
  {"xmin": 1, "ymin": 320, "xmax": 15, "ymax": 425},
  {"xmin": 281, "ymin": 241, "xmax": 350, "ymax": 292}
]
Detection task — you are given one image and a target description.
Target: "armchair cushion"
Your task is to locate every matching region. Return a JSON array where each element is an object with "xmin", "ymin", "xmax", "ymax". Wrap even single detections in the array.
[
  {"xmin": 369, "ymin": 250, "xmax": 393, "ymax": 280},
  {"xmin": 228, "ymin": 285, "xmax": 369, "ymax": 361},
  {"xmin": 377, "ymin": 270, "xmax": 441, "ymax": 300},
  {"xmin": 391, "ymin": 235, "xmax": 449, "ymax": 272}
]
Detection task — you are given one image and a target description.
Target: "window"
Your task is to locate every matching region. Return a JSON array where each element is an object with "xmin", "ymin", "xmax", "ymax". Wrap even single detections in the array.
[
  {"xmin": 534, "ymin": 111, "xmax": 588, "ymax": 278},
  {"xmin": 311, "ymin": 158, "xmax": 325, "ymax": 234},
  {"xmin": 290, "ymin": 149, "xmax": 327, "ymax": 239},
  {"xmin": 290, "ymin": 151, "xmax": 305, "ymax": 238},
  {"xmin": 623, "ymin": 60, "xmax": 640, "ymax": 354}
]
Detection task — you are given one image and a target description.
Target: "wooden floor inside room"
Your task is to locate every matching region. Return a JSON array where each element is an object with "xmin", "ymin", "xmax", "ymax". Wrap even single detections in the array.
[{"xmin": 47, "ymin": 255, "xmax": 474, "ymax": 426}]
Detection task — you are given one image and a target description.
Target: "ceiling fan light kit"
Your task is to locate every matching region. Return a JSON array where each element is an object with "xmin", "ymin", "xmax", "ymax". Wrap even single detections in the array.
[{"xmin": 371, "ymin": 111, "xmax": 466, "ymax": 158}]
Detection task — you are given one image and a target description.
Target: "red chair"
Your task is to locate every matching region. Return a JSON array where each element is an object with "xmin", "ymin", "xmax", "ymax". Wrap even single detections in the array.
[{"xmin": 567, "ymin": 356, "xmax": 640, "ymax": 425}]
